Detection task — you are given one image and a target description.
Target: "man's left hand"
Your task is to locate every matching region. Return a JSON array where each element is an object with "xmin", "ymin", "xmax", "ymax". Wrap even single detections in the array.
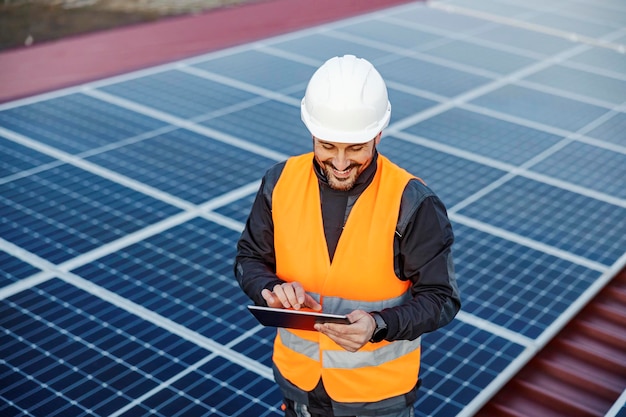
[{"xmin": 314, "ymin": 310, "xmax": 376, "ymax": 352}]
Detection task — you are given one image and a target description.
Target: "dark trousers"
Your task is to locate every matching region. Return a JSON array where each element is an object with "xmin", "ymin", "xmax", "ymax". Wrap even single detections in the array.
[{"xmin": 282, "ymin": 379, "xmax": 415, "ymax": 417}]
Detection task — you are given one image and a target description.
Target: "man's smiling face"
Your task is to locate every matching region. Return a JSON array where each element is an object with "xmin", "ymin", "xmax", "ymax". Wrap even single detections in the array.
[{"xmin": 313, "ymin": 134, "xmax": 380, "ymax": 191}]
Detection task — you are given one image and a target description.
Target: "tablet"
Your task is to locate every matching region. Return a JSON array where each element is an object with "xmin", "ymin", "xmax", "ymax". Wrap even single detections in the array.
[{"xmin": 248, "ymin": 305, "xmax": 350, "ymax": 331}]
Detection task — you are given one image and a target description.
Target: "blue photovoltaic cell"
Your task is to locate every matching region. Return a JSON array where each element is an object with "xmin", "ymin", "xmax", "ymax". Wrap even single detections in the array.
[
  {"xmin": 213, "ymin": 193, "xmax": 256, "ymax": 224},
  {"xmin": 423, "ymin": 41, "xmax": 539, "ymax": 75},
  {"xmin": 417, "ymin": 320, "xmax": 525, "ymax": 417},
  {"xmin": 560, "ymin": 2, "xmax": 626, "ymax": 27},
  {"xmin": 530, "ymin": 141, "xmax": 626, "ymax": 199},
  {"xmin": 452, "ymin": 223, "xmax": 602, "ymax": 338},
  {"xmin": 0, "ymin": 251, "xmax": 40, "ymax": 288},
  {"xmin": 377, "ymin": 56, "xmax": 493, "ymax": 98},
  {"xmin": 191, "ymin": 49, "xmax": 315, "ymax": 93},
  {"xmin": 86, "ymin": 128, "xmax": 278, "ymax": 204},
  {"xmin": 528, "ymin": 13, "xmax": 608, "ymax": 38},
  {"xmin": 387, "ymin": 6, "xmax": 490, "ymax": 32},
  {"xmin": 567, "ymin": 47, "xmax": 626, "ymax": 76},
  {"xmin": 586, "ymin": 112, "xmax": 626, "ymax": 145},
  {"xmin": 446, "ymin": 0, "xmax": 529, "ymax": 17},
  {"xmin": 387, "ymin": 89, "xmax": 439, "ymax": 123},
  {"xmin": 337, "ymin": 19, "xmax": 444, "ymax": 51},
  {"xmin": 0, "ymin": 137, "xmax": 56, "ymax": 178},
  {"xmin": 282, "ymin": 85, "xmax": 307, "ymax": 101},
  {"xmin": 269, "ymin": 33, "xmax": 393, "ymax": 63},
  {"xmin": 71, "ymin": 217, "xmax": 256, "ymax": 344},
  {"xmin": 229, "ymin": 326, "xmax": 277, "ymax": 369},
  {"xmin": 379, "ymin": 137, "xmax": 508, "ymax": 207},
  {"xmin": 0, "ymin": 164, "xmax": 180, "ymax": 264},
  {"xmin": 200, "ymin": 99, "xmax": 310, "ymax": 157},
  {"xmin": 524, "ymin": 12, "xmax": 616, "ymax": 38},
  {"xmin": 0, "ymin": 279, "xmax": 211, "ymax": 417},
  {"xmin": 524, "ymin": 65, "xmax": 626, "ymax": 105},
  {"xmin": 97, "ymin": 70, "xmax": 261, "ymax": 119},
  {"xmin": 457, "ymin": 176, "xmax": 626, "ymax": 266},
  {"xmin": 400, "ymin": 107, "xmax": 564, "ymax": 165},
  {"xmin": 120, "ymin": 356, "xmax": 282, "ymax": 417},
  {"xmin": 472, "ymin": 24, "xmax": 575, "ymax": 55},
  {"xmin": 0, "ymin": 93, "xmax": 168, "ymax": 154},
  {"xmin": 470, "ymin": 84, "xmax": 611, "ymax": 131},
  {"xmin": 544, "ymin": 12, "xmax": 624, "ymax": 38}
]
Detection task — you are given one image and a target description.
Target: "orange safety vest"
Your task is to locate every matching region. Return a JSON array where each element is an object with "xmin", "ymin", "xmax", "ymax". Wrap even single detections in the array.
[{"xmin": 272, "ymin": 153, "xmax": 422, "ymax": 404}]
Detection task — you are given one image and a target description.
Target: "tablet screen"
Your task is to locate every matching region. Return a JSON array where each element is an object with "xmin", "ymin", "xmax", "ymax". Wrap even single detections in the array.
[{"xmin": 248, "ymin": 305, "xmax": 350, "ymax": 331}]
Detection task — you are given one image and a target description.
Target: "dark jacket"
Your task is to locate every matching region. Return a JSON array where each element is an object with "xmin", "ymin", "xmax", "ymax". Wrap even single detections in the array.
[{"xmin": 235, "ymin": 151, "xmax": 460, "ymax": 341}]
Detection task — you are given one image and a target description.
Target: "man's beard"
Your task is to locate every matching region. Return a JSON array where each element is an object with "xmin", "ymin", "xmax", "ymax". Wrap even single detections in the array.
[{"xmin": 321, "ymin": 161, "xmax": 361, "ymax": 191}]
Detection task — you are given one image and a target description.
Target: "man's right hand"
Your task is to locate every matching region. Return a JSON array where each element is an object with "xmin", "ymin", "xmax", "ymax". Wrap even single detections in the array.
[{"xmin": 261, "ymin": 282, "xmax": 322, "ymax": 311}]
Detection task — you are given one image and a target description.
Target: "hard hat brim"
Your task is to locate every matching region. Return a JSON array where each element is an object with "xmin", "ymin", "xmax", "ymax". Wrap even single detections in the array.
[{"xmin": 301, "ymin": 99, "xmax": 391, "ymax": 144}]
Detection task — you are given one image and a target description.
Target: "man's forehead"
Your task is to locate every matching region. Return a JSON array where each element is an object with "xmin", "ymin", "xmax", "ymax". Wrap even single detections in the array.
[{"xmin": 315, "ymin": 137, "xmax": 372, "ymax": 147}]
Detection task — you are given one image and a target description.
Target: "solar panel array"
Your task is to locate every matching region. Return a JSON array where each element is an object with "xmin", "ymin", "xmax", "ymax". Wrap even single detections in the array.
[{"xmin": 1, "ymin": 0, "xmax": 625, "ymax": 416}]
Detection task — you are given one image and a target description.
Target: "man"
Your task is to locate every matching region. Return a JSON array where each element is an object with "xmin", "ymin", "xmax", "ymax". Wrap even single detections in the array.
[{"xmin": 235, "ymin": 55, "xmax": 460, "ymax": 417}]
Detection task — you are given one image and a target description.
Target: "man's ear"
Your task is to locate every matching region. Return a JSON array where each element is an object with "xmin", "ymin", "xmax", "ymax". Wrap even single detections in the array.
[{"xmin": 374, "ymin": 132, "xmax": 383, "ymax": 145}]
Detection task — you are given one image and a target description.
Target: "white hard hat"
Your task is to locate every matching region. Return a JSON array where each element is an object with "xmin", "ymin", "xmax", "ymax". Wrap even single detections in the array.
[{"xmin": 301, "ymin": 55, "xmax": 391, "ymax": 144}]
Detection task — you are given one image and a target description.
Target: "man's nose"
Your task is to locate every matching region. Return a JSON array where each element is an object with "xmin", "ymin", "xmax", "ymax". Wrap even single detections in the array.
[{"xmin": 332, "ymin": 151, "xmax": 350, "ymax": 170}]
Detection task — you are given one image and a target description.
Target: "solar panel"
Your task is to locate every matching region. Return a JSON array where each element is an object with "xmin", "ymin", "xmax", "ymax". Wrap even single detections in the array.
[
  {"xmin": 0, "ymin": 163, "xmax": 181, "ymax": 264},
  {"xmin": 397, "ymin": 107, "xmax": 565, "ymax": 165},
  {"xmin": 0, "ymin": 252, "xmax": 40, "ymax": 288},
  {"xmin": 0, "ymin": 279, "xmax": 281, "ymax": 417},
  {"xmin": 1, "ymin": 1, "xmax": 625, "ymax": 416},
  {"xmin": 0, "ymin": 94, "xmax": 169, "ymax": 154},
  {"xmin": 85, "ymin": 129, "xmax": 279, "ymax": 204}
]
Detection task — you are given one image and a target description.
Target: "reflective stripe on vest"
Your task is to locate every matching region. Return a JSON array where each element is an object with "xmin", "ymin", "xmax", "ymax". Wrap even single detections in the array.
[
  {"xmin": 278, "ymin": 328, "xmax": 420, "ymax": 368},
  {"xmin": 323, "ymin": 293, "xmax": 411, "ymax": 316},
  {"xmin": 272, "ymin": 153, "xmax": 422, "ymax": 403},
  {"xmin": 302, "ymin": 292, "xmax": 411, "ymax": 316}
]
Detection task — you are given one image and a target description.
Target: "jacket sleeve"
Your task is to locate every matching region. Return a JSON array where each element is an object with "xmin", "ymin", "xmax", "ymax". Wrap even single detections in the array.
[
  {"xmin": 234, "ymin": 162, "xmax": 286, "ymax": 306},
  {"xmin": 381, "ymin": 180, "xmax": 461, "ymax": 341}
]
